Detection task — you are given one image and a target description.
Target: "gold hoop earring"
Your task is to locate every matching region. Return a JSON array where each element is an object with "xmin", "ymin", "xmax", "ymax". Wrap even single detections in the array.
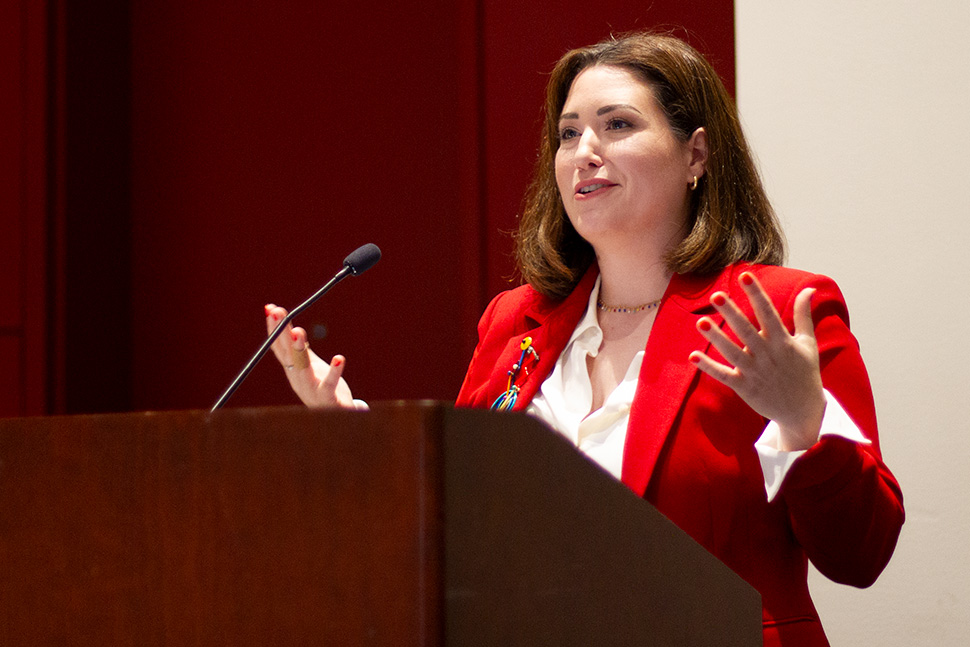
[{"xmin": 690, "ymin": 176, "xmax": 699, "ymax": 191}]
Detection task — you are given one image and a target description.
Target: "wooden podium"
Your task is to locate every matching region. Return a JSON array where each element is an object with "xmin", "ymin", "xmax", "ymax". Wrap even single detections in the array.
[{"xmin": 0, "ymin": 403, "xmax": 761, "ymax": 645}]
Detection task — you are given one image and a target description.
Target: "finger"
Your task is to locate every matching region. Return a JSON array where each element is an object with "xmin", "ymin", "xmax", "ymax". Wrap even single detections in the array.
[
  {"xmin": 266, "ymin": 305, "xmax": 297, "ymax": 364},
  {"xmin": 289, "ymin": 328, "xmax": 311, "ymax": 370},
  {"xmin": 738, "ymin": 272, "xmax": 788, "ymax": 338},
  {"xmin": 320, "ymin": 355, "xmax": 347, "ymax": 393},
  {"xmin": 688, "ymin": 350, "xmax": 739, "ymax": 387},
  {"xmin": 264, "ymin": 304, "xmax": 275, "ymax": 334},
  {"xmin": 793, "ymin": 288, "xmax": 817, "ymax": 340},
  {"xmin": 265, "ymin": 304, "xmax": 289, "ymax": 336},
  {"xmin": 710, "ymin": 292, "xmax": 763, "ymax": 351},
  {"xmin": 696, "ymin": 317, "xmax": 750, "ymax": 369}
]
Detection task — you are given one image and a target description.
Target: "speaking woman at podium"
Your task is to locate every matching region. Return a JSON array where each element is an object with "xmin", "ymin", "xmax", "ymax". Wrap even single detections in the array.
[{"xmin": 264, "ymin": 32, "xmax": 903, "ymax": 647}]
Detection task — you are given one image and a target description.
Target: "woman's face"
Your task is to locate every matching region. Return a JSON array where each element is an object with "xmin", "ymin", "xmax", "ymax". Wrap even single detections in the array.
[{"xmin": 554, "ymin": 65, "xmax": 701, "ymax": 251}]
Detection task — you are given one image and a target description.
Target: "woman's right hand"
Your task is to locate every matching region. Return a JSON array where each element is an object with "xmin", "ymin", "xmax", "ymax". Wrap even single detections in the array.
[{"xmin": 265, "ymin": 304, "xmax": 357, "ymax": 408}]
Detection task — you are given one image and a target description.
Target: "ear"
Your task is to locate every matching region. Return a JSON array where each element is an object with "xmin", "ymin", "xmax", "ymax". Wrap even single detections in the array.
[{"xmin": 685, "ymin": 127, "xmax": 708, "ymax": 183}]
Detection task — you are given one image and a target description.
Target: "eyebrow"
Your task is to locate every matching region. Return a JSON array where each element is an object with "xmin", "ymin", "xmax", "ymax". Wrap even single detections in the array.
[{"xmin": 559, "ymin": 103, "xmax": 643, "ymax": 121}]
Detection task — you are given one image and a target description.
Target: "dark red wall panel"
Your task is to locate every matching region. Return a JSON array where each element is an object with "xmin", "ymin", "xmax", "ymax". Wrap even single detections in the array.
[
  {"xmin": 1, "ymin": 0, "xmax": 25, "ymax": 417},
  {"xmin": 1, "ymin": 0, "xmax": 51, "ymax": 417},
  {"xmin": 60, "ymin": 0, "xmax": 133, "ymax": 414},
  {"xmin": 0, "ymin": 0, "xmax": 21, "ymax": 327}
]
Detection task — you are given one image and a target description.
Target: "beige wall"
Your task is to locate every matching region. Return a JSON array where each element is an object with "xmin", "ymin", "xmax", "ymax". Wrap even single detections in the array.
[{"xmin": 736, "ymin": 2, "xmax": 970, "ymax": 643}]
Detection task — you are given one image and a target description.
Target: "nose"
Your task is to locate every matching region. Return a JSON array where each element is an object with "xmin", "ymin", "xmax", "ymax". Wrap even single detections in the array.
[{"xmin": 574, "ymin": 128, "xmax": 603, "ymax": 168}]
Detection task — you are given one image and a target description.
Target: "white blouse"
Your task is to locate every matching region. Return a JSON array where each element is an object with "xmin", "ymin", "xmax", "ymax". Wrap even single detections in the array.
[{"xmin": 526, "ymin": 276, "xmax": 870, "ymax": 501}]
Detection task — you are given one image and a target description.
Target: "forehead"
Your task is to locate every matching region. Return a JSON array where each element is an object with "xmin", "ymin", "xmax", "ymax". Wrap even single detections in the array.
[{"xmin": 561, "ymin": 65, "xmax": 657, "ymax": 114}]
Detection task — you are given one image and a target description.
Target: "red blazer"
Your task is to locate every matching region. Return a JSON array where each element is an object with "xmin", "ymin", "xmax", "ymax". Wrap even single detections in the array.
[{"xmin": 456, "ymin": 263, "xmax": 904, "ymax": 647}]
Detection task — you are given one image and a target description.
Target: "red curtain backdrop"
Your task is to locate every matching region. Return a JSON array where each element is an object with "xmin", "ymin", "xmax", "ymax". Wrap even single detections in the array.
[
  {"xmin": 1, "ymin": 0, "xmax": 50, "ymax": 417},
  {"xmin": 2, "ymin": 0, "xmax": 734, "ymax": 415}
]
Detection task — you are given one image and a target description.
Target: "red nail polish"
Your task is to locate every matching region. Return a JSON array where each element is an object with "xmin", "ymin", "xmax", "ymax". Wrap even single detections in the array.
[
  {"xmin": 689, "ymin": 354, "xmax": 700, "ymax": 364},
  {"xmin": 698, "ymin": 319, "xmax": 712, "ymax": 332},
  {"xmin": 712, "ymin": 294, "xmax": 726, "ymax": 307},
  {"xmin": 333, "ymin": 357, "xmax": 342, "ymax": 367},
  {"xmin": 291, "ymin": 332, "xmax": 299, "ymax": 342},
  {"xmin": 264, "ymin": 305, "xmax": 272, "ymax": 316},
  {"xmin": 741, "ymin": 273, "xmax": 754, "ymax": 286}
]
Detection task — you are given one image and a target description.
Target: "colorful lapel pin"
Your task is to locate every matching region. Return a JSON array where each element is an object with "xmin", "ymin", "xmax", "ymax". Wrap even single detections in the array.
[{"xmin": 490, "ymin": 336, "xmax": 541, "ymax": 411}]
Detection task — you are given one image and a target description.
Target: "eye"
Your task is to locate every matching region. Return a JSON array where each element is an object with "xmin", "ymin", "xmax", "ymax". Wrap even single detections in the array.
[
  {"xmin": 558, "ymin": 126, "xmax": 579, "ymax": 141},
  {"xmin": 605, "ymin": 117, "xmax": 632, "ymax": 131}
]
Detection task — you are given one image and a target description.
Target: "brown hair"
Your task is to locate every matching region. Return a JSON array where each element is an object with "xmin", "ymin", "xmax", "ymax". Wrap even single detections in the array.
[{"xmin": 516, "ymin": 32, "xmax": 785, "ymax": 299}]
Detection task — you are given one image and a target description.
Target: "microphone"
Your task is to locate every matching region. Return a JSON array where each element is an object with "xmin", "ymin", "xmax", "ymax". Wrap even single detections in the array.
[
  {"xmin": 210, "ymin": 243, "xmax": 382, "ymax": 411},
  {"xmin": 342, "ymin": 243, "xmax": 381, "ymax": 276}
]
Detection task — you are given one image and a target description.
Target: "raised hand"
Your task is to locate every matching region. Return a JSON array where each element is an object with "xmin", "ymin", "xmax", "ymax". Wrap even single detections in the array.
[
  {"xmin": 688, "ymin": 272, "xmax": 826, "ymax": 452},
  {"xmin": 264, "ymin": 304, "xmax": 356, "ymax": 409}
]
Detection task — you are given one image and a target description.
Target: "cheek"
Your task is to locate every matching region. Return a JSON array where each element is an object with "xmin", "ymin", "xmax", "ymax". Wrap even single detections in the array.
[{"xmin": 623, "ymin": 144, "xmax": 684, "ymax": 192}]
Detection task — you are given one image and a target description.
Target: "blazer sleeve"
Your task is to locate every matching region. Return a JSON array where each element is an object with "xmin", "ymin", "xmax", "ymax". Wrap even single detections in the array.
[{"xmin": 777, "ymin": 273, "xmax": 904, "ymax": 588}]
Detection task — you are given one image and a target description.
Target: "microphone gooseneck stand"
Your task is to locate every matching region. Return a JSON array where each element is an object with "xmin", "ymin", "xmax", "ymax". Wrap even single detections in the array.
[{"xmin": 210, "ymin": 243, "xmax": 381, "ymax": 412}]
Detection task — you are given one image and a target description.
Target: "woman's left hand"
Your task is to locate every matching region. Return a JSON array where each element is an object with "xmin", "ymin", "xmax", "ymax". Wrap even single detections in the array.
[{"xmin": 689, "ymin": 272, "xmax": 826, "ymax": 452}]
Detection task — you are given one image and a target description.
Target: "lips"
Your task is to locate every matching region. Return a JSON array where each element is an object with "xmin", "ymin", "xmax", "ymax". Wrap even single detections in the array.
[{"xmin": 574, "ymin": 179, "xmax": 617, "ymax": 197}]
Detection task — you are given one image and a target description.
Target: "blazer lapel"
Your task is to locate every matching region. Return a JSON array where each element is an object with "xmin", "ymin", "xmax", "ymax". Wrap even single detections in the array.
[
  {"xmin": 620, "ymin": 267, "xmax": 737, "ymax": 496},
  {"xmin": 487, "ymin": 268, "xmax": 599, "ymax": 411}
]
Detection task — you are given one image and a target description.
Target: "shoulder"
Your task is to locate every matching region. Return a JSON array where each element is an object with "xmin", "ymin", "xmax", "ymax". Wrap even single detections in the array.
[
  {"xmin": 730, "ymin": 263, "xmax": 848, "ymax": 319},
  {"xmin": 669, "ymin": 263, "xmax": 852, "ymax": 333},
  {"xmin": 479, "ymin": 266, "xmax": 599, "ymax": 332},
  {"xmin": 739, "ymin": 263, "xmax": 841, "ymax": 295},
  {"xmin": 476, "ymin": 283, "xmax": 545, "ymax": 334},
  {"xmin": 673, "ymin": 263, "xmax": 847, "ymax": 314},
  {"xmin": 485, "ymin": 283, "xmax": 545, "ymax": 317}
]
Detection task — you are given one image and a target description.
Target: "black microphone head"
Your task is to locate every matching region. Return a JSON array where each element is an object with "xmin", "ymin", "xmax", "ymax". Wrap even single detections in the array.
[{"xmin": 343, "ymin": 243, "xmax": 381, "ymax": 276}]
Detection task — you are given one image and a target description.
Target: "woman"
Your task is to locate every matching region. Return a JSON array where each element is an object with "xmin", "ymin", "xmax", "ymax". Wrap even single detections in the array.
[{"xmin": 266, "ymin": 32, "xmax": 904, "ymax": 647}]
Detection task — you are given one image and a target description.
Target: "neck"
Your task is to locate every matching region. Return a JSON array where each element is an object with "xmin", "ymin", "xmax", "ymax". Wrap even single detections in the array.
[
  {"xmin": 597, "ymin": 256, "xmax": 671, "ymax": 309},
  {"xmin": 594, "ymin": 229, "xmax": 681, "ymax": 307}
]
